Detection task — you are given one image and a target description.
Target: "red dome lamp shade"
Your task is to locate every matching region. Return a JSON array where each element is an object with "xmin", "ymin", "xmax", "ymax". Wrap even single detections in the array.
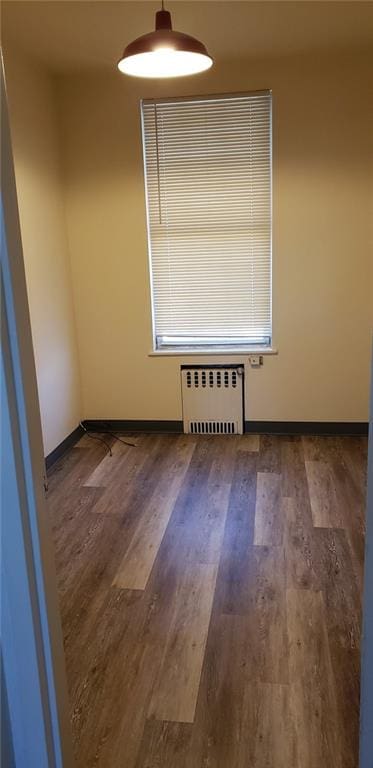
[{"xmin": 118, "ymin": 3, "xmax": 213, "ymax": 78}]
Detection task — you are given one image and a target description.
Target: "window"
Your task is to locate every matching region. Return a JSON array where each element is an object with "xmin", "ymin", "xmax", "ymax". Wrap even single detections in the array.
[{"xmin": 141, "ymin": 91, "xmax": 272, "ymax": 352}]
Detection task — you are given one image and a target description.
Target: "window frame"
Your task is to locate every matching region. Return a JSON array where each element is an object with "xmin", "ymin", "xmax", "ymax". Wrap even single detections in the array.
[{"xmin": 140, "ymin": 89, "xmax": 273, "ymax": 355}]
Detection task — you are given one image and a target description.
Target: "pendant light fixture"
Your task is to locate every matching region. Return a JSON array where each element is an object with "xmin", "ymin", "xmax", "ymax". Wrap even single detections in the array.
[{"xmin": 117, "ymin": 2, "xmax": 213, "ymax": 79}]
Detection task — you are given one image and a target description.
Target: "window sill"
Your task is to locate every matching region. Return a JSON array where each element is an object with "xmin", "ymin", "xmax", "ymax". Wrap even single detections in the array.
[{"xmin": 149, "ymin": 347, "xmax": 278, "ymax": 357}]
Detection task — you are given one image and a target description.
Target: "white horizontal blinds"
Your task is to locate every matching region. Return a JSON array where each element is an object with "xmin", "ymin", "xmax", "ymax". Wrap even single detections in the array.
[{"xmin": 142, "ymin": 92, "xmax": 272, "ymax": 349}]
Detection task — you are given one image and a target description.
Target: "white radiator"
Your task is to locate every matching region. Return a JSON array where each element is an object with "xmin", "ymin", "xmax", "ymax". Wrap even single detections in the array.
[{"xmin": 181, "ymin": 365, "xmax": 244, "ymax": 435}]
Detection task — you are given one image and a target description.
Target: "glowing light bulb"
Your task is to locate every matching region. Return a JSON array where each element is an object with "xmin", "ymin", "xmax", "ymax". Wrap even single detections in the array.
[{"xmin": 118, "ymin": 7, "xmax": 213, "ymax": 79}]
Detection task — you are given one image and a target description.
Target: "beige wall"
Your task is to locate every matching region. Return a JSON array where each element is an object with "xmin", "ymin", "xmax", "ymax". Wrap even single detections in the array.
[
  {"xmin": 3, "ymin": 44, "xmax": 372, "ymax": 432},
  {"xmin": 58, "ymin": 48, "xmax": 372, "ymax": 423},
  {"xmin": 4, "ymin": 51, "xmax": 82, "ymax": 454}
]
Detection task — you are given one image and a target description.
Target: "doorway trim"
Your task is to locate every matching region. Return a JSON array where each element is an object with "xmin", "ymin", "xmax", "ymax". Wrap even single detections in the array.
[{"xmin": 1, "ymin": 58, "xmax": 74, "ymax": 767}]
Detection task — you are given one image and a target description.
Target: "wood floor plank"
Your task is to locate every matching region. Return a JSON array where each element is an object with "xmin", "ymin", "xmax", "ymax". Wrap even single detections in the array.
[
  {"xmin": 186, "ymin": 612, "xmax": 256, "ymax": 768},
  {"xmin": 135, "ymin": 721, "xmax": 192, "ymax": 768},
  {"xmin": 312, "ymin": 527, "xmax": 361, "ymax": 768},
  {"xmin": 96, "ymin": 554, "xmax": 213, "ymax": 768},
  {"xmin": 313, "ymin": 527, "xmax": 361, "ymax": 641},
  {"xmin": 187, "ymin": 614, "xmax": 294, "ymax": 768},
  {"xmin": 72, "ymin": 548, "xmax": 195, "ymax": 768},
  {"xmin": 111, "ymin": 477, "xmax": 181, "ymax": 589},
  {"xmin": 72, "ymin": 590, "xmax": 164, "ymax": 768},
  {"xmin": 340, "ymin": 437, "xmax": 368, "ymax": 501},
  {"xmin": 281, "ymin": 438, "xmax": 306, "ymax": 499},
  {"xmin": 156, "ymin": 436, "xmax": 235, "ymax": 568},
  {"xmin": 47, "ymin": 438, "xmax": 112, "ymax": 495},
  {"xmin": 48, "ymin": 487, "xmax": 105, "ymax": 589},
  {"xmin": 237, "ymin": 433, "xmax": 260, "ymax": 452},
  {"xmin": 89, "ymin": 434, "xmax": 164, "ymax": 514},
  {"xmin": 212, "ymin": 451, "xmax": 257, "ymax": 614},
  {"xmin": 258, "ymin": 434, "xmax": 282, "ymax": 473},
  {"xmin": 302, "ymin": 435, "xmax": 343, "ymax": 462},
  {"xmin": 332, "ymin": 459, "xmax": 366, "ymax": 535},
  {"xmin": 58, "ymin": 514, "xmax": 126, "ymax": 650},
  {"xmin": 178, "ymin": 480, "xmax": 232, "ymax": 566},
  {"xmin": 148, "ymin": 563, "xmax": 218, "ymax": 723},
  {"xmin": 169, "ymin": 437, "xmax": 220, "ymax": 528},
  {"xmin": 216, "ymin": 546, "xmax": 289, "ymax": 683},
  {"xmin": 253, "ymin": 682, "xmax": 297, "ymax": 768},
  {"xmin": 254, "ymin": 472, "xmax": 283, "ymax": 545},
  {"xmin": 305, "ymin": 460, "xmax": 343, "ymax": 528},
  {"xmin": 327, "ymin": 451, "xmax": 367, "ymax": 593},
  {"xmin": 207, "ymin": 435, "xmax": 236, "ymax": 485},
  {"xmin": 48, "ymin": 484, "xmax": 103, "ymax": 540},
  {"xmin": 287, "ymin": 588, "xmax": 342, "ymax": 768},
  {"xmin": 248, "ymin": 545, "xmax": 289, "ymax": 684},
  {"xmin": 83, "ymin": 435, "xmax": 137, "ymax": 487},
  {"xmin": 281, "ymin": 439, "xmax": 315, "ymax": 534},
  {"xmin": 284, "ymin": 496, "xmax": 318, "ymax": 590},
  {"xmin": 66, "ymin": 587, "xmax": 145, "ymax": 757},
  {"xmin": 112, "ymin": 437, "xmax": 196, "ymax": 589}
]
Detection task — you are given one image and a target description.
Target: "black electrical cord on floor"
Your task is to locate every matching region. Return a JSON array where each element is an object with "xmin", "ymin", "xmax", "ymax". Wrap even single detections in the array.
[
  {"xmin": 104, "ymin": 433, "xmax": 136, "ymax": 448},
  {"xmin": 80, "ymin": 422, "xmax": 137, "ymax": 452},
  {"xmin": 79, "ymin": 422, "xmax": 113, "ymax": 456},
  {"xmin": 99, "ymin": 421, "xmax": 136, "ymax": 448}
]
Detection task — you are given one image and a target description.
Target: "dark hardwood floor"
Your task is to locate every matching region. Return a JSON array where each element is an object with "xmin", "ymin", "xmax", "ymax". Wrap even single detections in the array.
[{"xmin": 47, "ymin": 432, "xmax": 367, "ymax": 768}]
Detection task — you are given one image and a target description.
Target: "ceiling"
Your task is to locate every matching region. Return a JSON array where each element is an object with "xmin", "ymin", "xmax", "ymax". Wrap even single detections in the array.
[{"xmin": 2, "ymin": 1, "xmax": 373, "ymax": 73}]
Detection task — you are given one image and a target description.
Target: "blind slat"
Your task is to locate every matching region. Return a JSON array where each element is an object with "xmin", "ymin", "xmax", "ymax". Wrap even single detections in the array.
[{"xmin": 142, "ymin": 92, "xmax": 272, "ymax": 349}]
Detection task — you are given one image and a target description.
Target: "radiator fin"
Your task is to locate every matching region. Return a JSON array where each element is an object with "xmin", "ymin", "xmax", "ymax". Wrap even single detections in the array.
[{"xmin": 190, "ymin": 421, "xmax": 236, "ymax": 435}]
